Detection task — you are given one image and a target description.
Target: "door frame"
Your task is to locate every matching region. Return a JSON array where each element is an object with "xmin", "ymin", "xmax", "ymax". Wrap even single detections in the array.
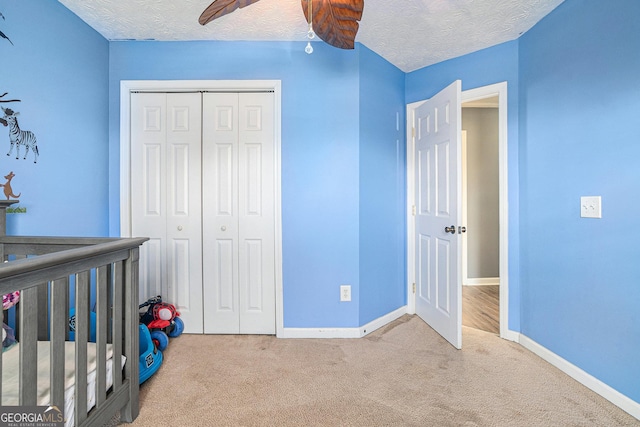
[
  {"xmin": 119, "ymin": 79, "xmax": 284, "ymax": 336},
  {"xmin": 406, "ymin": 81, "xmax": 513, "ymax": 341}
]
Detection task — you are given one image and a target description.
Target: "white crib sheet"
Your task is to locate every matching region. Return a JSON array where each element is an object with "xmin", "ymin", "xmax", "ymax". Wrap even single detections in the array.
[{"xmin": 1, "ymin": 341, "xmax": 126, "ymax": 427}]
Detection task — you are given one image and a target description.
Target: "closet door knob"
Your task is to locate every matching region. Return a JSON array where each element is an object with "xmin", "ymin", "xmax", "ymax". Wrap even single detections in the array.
[
  {"xmin": 221, "ymin": 226, "xmax": 227, "ymax": 231},
  {"xmin": 177, "ymin": 226, "xmax": 183, "ymax": 231}
]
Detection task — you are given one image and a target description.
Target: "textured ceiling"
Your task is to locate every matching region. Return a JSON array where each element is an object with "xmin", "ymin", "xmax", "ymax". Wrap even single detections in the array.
[{"xmin": 57, "ymin": 0, "xmax": 564, "ymax": 72}]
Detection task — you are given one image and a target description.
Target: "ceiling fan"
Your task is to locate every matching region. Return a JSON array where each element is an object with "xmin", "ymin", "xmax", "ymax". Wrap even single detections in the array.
[{"xmin": 199, "ymin": 0, "xmax": 364, "ymax": 50}]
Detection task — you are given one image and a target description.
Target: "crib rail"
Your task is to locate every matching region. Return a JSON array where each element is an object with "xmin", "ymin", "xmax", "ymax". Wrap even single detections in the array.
[{"xmin": 0, "ymin": 235, "xmax": 147, "ymax": 427}]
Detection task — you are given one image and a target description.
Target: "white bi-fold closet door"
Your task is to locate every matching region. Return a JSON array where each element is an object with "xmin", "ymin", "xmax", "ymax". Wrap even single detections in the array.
[
  {"xmin": 130, "ymin": 91, "xmax": 276, "ymax": 335},
  {"xmin": 202, "ymin": 93, "xmax": 275, "ymax": 334},
  {"xmin": 131, "ymin": 92, "xmax": 204, "ymax": 334}
]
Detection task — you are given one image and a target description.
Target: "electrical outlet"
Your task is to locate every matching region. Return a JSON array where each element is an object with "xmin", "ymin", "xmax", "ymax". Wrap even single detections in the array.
[
  {"xmin": 580, "ymin": 196, "xmax": 602, "ymax": 218},
  {"xmin": 340, "ymin": 285, "xmax": 351, "ymax": 302}
]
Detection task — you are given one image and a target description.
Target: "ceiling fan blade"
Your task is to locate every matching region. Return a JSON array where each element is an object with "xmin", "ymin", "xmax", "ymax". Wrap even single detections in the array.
[
  {"xmin": 199, "ymin": 0, "xmax": 262, "ymax": 26},
  {"xmin": 301, "ymin": 0, "xmax": 364, "ymax": 50}
]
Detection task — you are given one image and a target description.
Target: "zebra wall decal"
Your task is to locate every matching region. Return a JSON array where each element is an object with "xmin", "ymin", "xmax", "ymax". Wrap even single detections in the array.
[{"xmin": 1, "ymin": 107, "xmax": 39, "ymax": 163}]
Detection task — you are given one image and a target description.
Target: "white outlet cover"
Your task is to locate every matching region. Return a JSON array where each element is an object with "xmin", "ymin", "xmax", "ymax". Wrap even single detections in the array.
[
  {"xmin": 340, "ymin": 285, "xmax": 351, "ymax": 302},
  {"xmin": 580, "ymin": 196, "xmax": 602, "ymax": 218}
]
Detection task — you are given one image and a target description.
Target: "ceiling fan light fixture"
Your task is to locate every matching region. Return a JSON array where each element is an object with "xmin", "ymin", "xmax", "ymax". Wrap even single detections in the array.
[
  {"xmin": 305, "ymin": 0, "xmax": 314, "ymax": 54},
  {"xmin": 300, "ymin": 0, "xmax": 364, "ymax": 50},
  {"xmin": 198, "ymin": 0, "xmax": 363, "ymax": 52}
]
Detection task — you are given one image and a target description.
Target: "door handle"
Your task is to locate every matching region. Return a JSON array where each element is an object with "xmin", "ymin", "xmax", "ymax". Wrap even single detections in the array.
[{"xmin": 444, "ymin": 225, "xmax": 456, "ymax": 234}]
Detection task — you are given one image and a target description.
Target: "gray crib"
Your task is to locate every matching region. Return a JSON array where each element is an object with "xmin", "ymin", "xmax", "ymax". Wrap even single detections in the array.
[{"xmin": 0, "ymin": 201, "xmax": 147, "ymax": 426}]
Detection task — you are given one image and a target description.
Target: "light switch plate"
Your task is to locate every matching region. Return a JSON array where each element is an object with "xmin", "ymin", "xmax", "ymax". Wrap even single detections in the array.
[{"xmin": 580, "ymin": 196, "xmax": 601, "ymax": 218}]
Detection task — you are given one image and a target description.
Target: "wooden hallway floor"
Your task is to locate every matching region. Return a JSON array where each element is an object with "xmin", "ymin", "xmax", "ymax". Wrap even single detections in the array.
[{"xmin": 462, "ymin": 285, "xmax": 499, "ymax": 334}]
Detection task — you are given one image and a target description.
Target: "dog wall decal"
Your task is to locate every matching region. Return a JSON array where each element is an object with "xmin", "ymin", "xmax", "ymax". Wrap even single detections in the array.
[{"xmin": 0, "ymin": 171, "xmax": 20, "ymax": 200}]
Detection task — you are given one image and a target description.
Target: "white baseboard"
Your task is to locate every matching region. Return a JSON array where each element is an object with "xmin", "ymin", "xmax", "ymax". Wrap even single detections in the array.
[
  {"xmin": 278, "ymin": 306, "xmax": 408, "ymax": 339},
  {"xmin": 518, "ymin": 334, "xmax": 640, "ymax": 420},
  {"xmin": 358, "ymin": 306, "xmax": 408, "ymax": 337},
  {"xmin": 278, "ymin": 326, "xmax": 361, "ymax": 339},
  {"xmin": 501, "ymin": 329, "xmax": 520, "ymax": 342},
  {"xmin": 463, "ymin": 277, "xmax": 500, "ymax": 286}
]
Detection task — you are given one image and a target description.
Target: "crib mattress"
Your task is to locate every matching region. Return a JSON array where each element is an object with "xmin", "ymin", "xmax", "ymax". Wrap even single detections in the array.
[{"xmin": 1, "ymin": 341, "xmax": 126, "ymax": 427}]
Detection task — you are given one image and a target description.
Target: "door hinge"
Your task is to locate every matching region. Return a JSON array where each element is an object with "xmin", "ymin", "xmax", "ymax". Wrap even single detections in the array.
[
  {"xmin": 412, "ymin": 283, "xmax": 416, "ymax": 294},
  {"xmin": 412, "ymin": 127, "xmax": 415, "ymax": 138},
  {"xmin": 412, "ymin": 205, "xmax": 416, "ymax": 216}
]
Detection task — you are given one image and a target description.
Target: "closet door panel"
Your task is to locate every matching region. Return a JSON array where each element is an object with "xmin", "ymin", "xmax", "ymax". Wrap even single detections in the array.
[
  {"xmin": 245, "ymin": 239, "xmax": 264, "ymax": 310},
  {"xmin": 203, "ymin": 93, "xmax": 240, "ymax": 333},
  {"xmin": 238, "ymin": 93, "xmax": 275, "ymax": 334},
  {"xmin": 166, "ymin": 93, "xmax": 203, "ymax": 333},
  {"xmin": 139, "ymin": 238, "xmax": 163, "ymax": 300},
  {"xmin": 216, "ymin": 144, "xmax": 235, "ymax": 216},
  {"xmin": 216, "ymin": 239, "xmax": 236, "ymax": 311},
  {"xmin": 131, "ymin": 93, "xmax": 168, "ymax": 304},
  {"xmin": 168, "ymin": 238, "xmax": 192, "ymax": 311}
]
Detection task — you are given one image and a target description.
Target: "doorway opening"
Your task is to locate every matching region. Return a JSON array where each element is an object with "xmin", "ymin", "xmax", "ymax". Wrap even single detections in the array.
[
  {"xmin": 461, "ymin": 97, "xmax": 500, "ymax": 334},
  {"xmin": 406, "ymin": 81, "xmax": 512, "ymax": 344}
]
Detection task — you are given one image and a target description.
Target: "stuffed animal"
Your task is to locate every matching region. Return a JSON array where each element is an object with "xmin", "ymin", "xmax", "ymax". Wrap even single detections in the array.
[
  {"xmin": 2, "ymin": 291, "xmax": 19, "ymax": 310},
  {"xmin": 2, "ymin": 322, "xmax": 16, "ymax": 350}
]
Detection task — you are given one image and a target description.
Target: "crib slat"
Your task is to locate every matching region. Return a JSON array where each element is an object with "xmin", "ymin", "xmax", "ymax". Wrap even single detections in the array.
[
  {"xmin": 121, "ymin": 248, "xmax": 140, "ymax": 423},
  {"xmin": 95, "ymin": 265, "xmax": 108, "ymax": 407},
  {"xmin": 37, "ymin": 282, "xmax": 48, "ymax": 340},
  {"xmin": 64, "ymin": 278, "xmax": 69, "ymax": 327},
  {"xmin": 14, "ymin": 303, "xmax": 20, "ymax": 341},
  {"xmin": 50, "ymin": 277, "xmax": 67, "ymax": 409},
  {"xmin": 107, "ymin": 265, "xmax": 114, "ymax": 345},
  {"xmin": 75, "ymin": 271, "xmax": 90, "ymax": 425},
  {"xmin": 18, "ymin": 285, "xmax": 39, "ymax": 406},
  {"xmin": 112, "ymin": 261, "xmax": 124, "ymax": 390}
]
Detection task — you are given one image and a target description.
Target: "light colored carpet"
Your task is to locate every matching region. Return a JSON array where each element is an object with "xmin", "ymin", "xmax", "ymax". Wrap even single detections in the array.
[{"xmin": 121, "ymin": 315, "xmax": 638, "ymax": 426}]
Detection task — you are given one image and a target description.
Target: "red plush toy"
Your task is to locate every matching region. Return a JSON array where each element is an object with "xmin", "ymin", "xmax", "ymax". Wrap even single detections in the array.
[{"xmin": 139, "ymin": 296, "xmax": 184, "ymax": 351}]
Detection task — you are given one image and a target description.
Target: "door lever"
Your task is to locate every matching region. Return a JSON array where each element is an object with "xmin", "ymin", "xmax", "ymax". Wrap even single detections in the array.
[{"xmin": 444, "ymin": 225, "xmax": 456, "ymax": 234}]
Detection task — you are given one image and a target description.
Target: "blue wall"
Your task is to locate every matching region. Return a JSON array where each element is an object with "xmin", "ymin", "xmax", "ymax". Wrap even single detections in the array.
[
  {"xmin": 1, "ymin": 0, "xmax": 109, "ymax": 236},
  {"xmin": 108, "ymin": 41, "xmax": 406, "ymax": 328},
  {"xmin": 518, "ymin": 0, "xmax": 640, "ymax": 402},
  {"xmin": 406, "ymin": 41, "xmax": 521, "ymax": 331},
  {"xmin": 358, "ymin": 46, "xmax": 406, "ymax": 325}
]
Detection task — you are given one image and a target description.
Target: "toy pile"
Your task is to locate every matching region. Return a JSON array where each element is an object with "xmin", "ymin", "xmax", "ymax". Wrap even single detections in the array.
[
  {"xmin": 138, "ymin": 296, "xmax": 184, "ymax": 384},
  {"xmin": 66, "ymin": 294, "xmax": 183, "ymax": 384}
]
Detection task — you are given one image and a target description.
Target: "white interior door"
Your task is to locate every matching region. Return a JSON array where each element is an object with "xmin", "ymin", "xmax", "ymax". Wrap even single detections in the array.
[
  {"xmin": 131, "ymin": 92, "xmax": 204, "ymax": 333},
  {"xmin": 202, "ymin": 92, "xmax": 276, "ymax": 334},
  {"xmin": 414, "ymin": 80, "xmax": 462, "ymax": 349}
]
